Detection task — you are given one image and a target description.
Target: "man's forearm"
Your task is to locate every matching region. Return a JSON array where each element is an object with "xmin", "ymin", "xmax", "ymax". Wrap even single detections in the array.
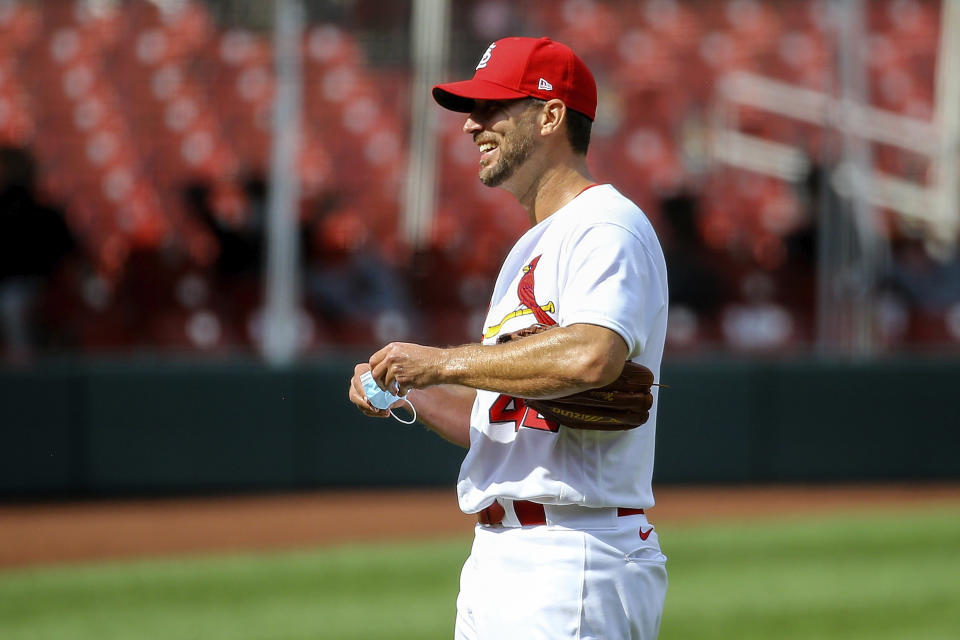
[
  {"xmin": 440, "ymin": 324, "xmax": 627, "ymax": 399},
  {"xmin": 370, "ymin": 324, "xmax": 628, "ymax": 402},
  {"xmin": 406, "ymin": 385, "xmax": 476, "ymax": 448}
]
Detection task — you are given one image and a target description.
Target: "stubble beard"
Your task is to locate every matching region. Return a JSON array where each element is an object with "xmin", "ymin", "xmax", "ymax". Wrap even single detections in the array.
[{"xmin": 479, "ymin": 121, "xmax": 536, "ymax": 188}]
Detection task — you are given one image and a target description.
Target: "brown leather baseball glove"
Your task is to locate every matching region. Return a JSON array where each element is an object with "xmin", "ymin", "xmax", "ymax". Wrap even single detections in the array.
[{"xmin": 497, "ymin": 324, "xmax": 662, "ymax": 430}]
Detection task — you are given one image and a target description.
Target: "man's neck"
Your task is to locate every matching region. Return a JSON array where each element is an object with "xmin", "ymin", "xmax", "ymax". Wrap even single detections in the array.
[{"xmin": 510, "ymin": 158, "xmax": 595, "ymax": 226}]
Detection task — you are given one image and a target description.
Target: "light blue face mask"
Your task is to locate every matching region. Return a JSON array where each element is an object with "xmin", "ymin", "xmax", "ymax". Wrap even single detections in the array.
[{"xmin": 360, "ymin": 371, "xmax": 417, "ymax": 424}]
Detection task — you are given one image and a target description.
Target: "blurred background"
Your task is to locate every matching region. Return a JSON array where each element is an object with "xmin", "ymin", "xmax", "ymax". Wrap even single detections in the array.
[
  {"xmin": 1, "ymin": 0, "xmax": 958, "ymax": 362},
  {"xmin": 0, "ymin": 0, "xmax": 958, "ymax": 492},
  {"xmin": 1, "ymin": 3, "xmax": 958, "ymax": 639}
]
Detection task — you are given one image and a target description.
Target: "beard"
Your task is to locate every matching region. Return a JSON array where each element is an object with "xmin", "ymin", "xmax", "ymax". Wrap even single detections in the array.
[{"xmin": 479, "ymin": 119, "xmax": 537, "ymax": 187}]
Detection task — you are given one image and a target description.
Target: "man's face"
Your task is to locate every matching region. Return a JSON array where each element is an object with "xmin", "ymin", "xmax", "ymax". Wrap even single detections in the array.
[{"xmin": 465, "ymin": 99, "xmax": 539, "ymax": 187}]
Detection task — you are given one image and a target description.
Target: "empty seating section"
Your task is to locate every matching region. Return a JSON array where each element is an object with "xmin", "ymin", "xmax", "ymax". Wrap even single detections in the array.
[{"xmin": 0, "ymin": 0, "xmax": 952, "ymax": 351}]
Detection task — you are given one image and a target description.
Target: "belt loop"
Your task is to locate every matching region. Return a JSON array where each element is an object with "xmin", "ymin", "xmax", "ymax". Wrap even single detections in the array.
[{"xmin": 499, "ymin": 499, "xmax": 522, "ymax": 528}]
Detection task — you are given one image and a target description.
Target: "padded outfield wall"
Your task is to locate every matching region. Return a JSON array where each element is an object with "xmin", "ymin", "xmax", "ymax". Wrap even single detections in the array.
[{"xmin": 1, "ymin": 356, "xmax": 957, "ymax": 497}]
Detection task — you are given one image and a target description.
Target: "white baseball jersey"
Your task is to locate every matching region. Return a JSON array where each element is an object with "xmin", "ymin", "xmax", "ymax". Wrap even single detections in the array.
[{"xmin": 457, "ymin": 184, "xmax": 669, "ymax": 514}]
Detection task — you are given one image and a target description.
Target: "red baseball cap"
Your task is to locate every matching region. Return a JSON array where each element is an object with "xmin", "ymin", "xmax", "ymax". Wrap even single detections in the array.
[{"xmin": 432, "ymin": 37, "xmax": 597, "ymax": 121}]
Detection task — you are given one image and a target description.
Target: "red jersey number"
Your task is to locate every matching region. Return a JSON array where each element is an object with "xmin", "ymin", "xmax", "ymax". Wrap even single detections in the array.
[{"xmin": 488, "ymin": 394, "xmax": 560, "ymax": 433}]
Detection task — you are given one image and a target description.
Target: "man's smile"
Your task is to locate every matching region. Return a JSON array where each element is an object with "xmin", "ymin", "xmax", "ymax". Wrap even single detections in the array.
[{"xmin": 477, "ymin": 139, "xmax": 500, "ymax": 167}]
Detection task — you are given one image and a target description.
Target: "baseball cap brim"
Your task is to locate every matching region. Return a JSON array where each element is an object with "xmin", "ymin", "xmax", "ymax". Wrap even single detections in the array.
[{"xmin": 432, "ymin": 78, "xmax": 531, "ymax": 113}]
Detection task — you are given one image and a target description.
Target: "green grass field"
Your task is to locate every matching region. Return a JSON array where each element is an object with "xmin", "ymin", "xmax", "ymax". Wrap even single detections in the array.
[{"xmin": 1, "ymin": 505, "xmax": 958, "ymax": 640}]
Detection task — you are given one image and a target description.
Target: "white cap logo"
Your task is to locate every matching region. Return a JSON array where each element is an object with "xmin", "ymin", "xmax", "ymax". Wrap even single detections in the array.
[
  {"xmin": 476, "ymin": 42, "xmax": 496, "ymax": 69},
  {"xmin": 538, "ymin": 77, "xmax": 553, "ymax": 91}
]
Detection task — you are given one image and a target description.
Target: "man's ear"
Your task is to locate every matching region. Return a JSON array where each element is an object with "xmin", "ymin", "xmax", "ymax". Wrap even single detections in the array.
[{"xmin": 538, "ymin": 99, "xmax": 567, "ymax": 138}]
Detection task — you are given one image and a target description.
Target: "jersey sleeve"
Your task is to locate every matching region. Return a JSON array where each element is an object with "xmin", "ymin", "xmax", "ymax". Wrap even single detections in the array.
[{"xmin": 557, "ymin": 221, "xmax": 667, "ymax": 359}]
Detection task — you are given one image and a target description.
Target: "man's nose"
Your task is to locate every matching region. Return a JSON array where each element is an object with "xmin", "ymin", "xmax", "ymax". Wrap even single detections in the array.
[{"xmin": 463, "ymin": 114, "xmax": 482, "ymax": 134}]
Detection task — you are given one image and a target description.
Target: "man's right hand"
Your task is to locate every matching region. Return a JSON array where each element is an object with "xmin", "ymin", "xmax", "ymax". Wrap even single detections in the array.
[{"xmin": 348, "ymin": 363, "xmax": 391, "ymax": 419}]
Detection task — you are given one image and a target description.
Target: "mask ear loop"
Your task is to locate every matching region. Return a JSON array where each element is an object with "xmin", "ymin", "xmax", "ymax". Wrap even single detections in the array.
[{"xmin": 389, "ymin": 397, "xmax": 417, "ymax": 424}]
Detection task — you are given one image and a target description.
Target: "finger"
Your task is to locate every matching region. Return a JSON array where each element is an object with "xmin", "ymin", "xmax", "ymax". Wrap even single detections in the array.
[
  {"xmin": 367, "ymin": 342, "xmax": 394, "ymax": 389},
  {"xmin": 369, "ymin": 345, "xmax": 393, "ymax": 390},
  {"xmin": 347, "ymin": 377, "xmax": 367, "ymax": 407},
  {"xmin": 396, "ymin": 372, "xmax": 412, "ymax": 397},
  {"xmin": 354, "ymin": 362, "xmax": 372, "ymax": 375},
  {"xmin": 369, "ymin": 343, "xmax": 390, "ymax": 365},
  {"xmin": 348, "ymin": 366, "xmax": 389, "ymax": 418},
  {"xmin": 350, "ymin": 376, "xmax": 368, "ymax": 406},
  {"xmin": 384, "ymin": 363, "xmax": 404, "ymax": 396},
  {"xmin": 349, "ymin": 380, "xmax": 389, "ymax": 418},
  {"xmin": 350, "ymin": 364, "xmax": 369, "ymax": 397},
  {"xmin": 377, "ymin": 353, "xmax": 406, "ymax": 395},
  {"xmin": 367, "ymin": 403, "xmax": 390, "ymax": 418}
]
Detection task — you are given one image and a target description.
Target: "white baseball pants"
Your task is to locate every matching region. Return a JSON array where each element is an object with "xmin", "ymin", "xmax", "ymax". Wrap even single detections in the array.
[{"xmin": 454, "ymin": 505, "xmax": 668, "ymax": 639}]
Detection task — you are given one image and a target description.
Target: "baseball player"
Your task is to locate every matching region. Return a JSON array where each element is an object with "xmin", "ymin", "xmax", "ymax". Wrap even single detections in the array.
[{"xmin": 348, "ymin": 37, "xmax": 669, "ymax": 639}]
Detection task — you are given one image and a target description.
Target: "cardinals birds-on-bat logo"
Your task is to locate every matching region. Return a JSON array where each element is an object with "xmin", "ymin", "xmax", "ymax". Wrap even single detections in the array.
[
  {"xmin": 484, "ymin": 254, "xmax": 557, "ymax": 339},
  {"xmin": 517, "ymin": 255, "xmax": 556, "ymax": 325}
]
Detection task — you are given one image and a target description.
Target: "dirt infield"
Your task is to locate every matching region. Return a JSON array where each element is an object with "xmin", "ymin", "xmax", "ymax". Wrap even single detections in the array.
[{"xmin": 2, "ymin": 484, "xmax": 958, "ymax": 569}]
